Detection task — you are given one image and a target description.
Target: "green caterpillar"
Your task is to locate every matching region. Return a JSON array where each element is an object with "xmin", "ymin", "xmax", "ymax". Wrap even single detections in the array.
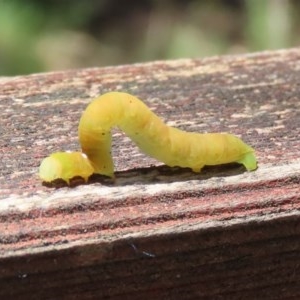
[{"xmin": 39, "ymin": 92, "xmax": 257, "ymax": 184}]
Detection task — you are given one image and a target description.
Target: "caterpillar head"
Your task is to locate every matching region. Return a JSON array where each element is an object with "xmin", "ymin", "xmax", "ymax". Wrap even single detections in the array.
[{"xmin": 39, "ymin": 151, "xmax": 94, "ymax": 185}]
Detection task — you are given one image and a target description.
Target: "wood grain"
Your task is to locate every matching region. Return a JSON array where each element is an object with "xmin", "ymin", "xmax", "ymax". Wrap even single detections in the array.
[{"xmin": 0, "ymin": 48, "xmax": 300, "ymax": 299}]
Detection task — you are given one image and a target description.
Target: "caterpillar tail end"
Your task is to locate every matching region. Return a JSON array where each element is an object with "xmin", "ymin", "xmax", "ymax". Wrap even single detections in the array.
[
  {"xmin": 39, "ymin": 155, "xmax": 67, "ymax": 184},
  {"xmin": 237, "ymin": 152, "xmax": 257, "ymax": 171},
  {"xmin": 39, "ymin": 152, "xmax": 94, "ymax": 185}
]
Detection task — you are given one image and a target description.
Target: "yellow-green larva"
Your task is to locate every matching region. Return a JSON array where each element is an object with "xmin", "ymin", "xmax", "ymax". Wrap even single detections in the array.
[{"xmin": 39, "ymin": 92, "xmax": 257, "ymax": 184}]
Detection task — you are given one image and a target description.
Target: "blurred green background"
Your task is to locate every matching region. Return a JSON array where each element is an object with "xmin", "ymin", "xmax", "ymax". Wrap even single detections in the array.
[{"xmin": 0, "ymin": 0, "xmax": 299, "ymax": 75}]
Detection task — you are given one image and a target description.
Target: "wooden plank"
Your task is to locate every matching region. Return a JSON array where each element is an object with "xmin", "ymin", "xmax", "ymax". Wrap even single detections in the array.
[{"xmin": 0, "ymin": 48, "xmax": 300, "ymax": 299}]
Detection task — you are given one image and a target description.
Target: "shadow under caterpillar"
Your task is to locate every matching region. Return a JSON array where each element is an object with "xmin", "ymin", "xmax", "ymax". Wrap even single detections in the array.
[{"xmin": 39, "ymin": 92, "xmax": 257, "ymax": 184}]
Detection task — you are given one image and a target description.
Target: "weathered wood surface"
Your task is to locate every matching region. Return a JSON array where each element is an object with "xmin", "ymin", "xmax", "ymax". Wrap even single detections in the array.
[{"xmin": 0, "ymin": 48, "xmax": 299, "ymax": 299}]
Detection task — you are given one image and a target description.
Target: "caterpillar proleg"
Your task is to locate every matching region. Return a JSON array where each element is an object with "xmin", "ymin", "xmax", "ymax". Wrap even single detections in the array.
[{"xmin": 39, "ymin": 92, "xmax": 257, "ymax": 184}]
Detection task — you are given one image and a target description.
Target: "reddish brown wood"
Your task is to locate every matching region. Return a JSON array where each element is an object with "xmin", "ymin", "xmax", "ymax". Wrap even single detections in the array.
[{"xmin": 0, "ymin": 48, "xmax": 300, "ymax": 299}]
